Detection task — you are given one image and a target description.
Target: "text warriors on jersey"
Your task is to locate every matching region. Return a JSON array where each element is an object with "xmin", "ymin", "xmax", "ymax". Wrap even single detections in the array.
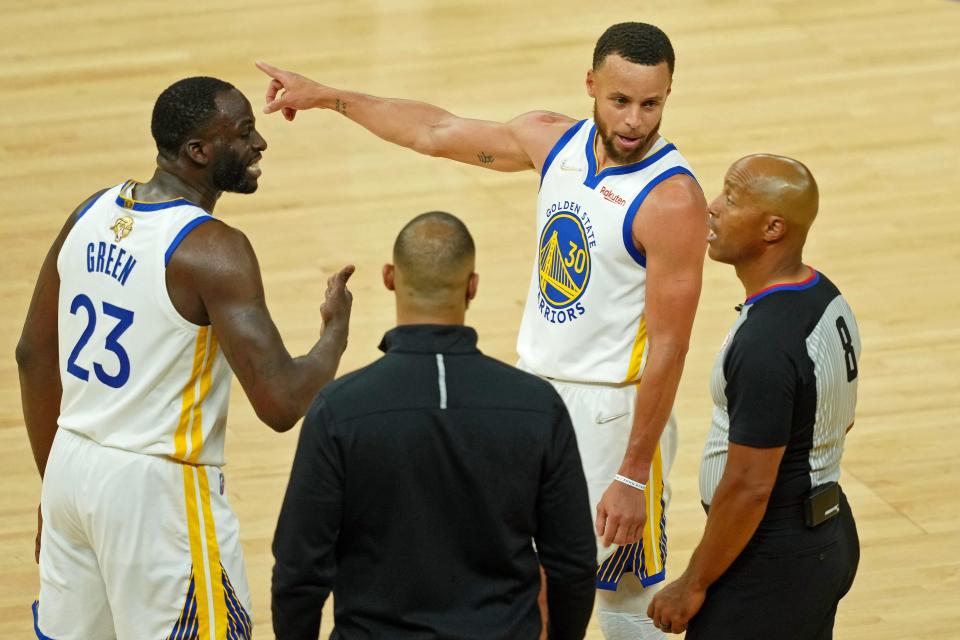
[{"xmin": 537, "ymin": 200, "xmax": 595, "ymax": 324}]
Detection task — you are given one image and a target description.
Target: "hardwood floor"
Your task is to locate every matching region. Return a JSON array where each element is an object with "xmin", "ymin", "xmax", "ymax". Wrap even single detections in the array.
[{"xmin": 1, "ymin": 1, "xmax": 957, "ymax": 637}]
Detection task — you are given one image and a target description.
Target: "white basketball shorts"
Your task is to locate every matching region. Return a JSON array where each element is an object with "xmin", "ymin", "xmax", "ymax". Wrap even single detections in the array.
[
  {"xmin": 34, "ymin": 428, "xmax": 252, "ymax": 640},
  {"xmin": 525, "ymin": 370, "xmax": 677, "ymax": 592}
]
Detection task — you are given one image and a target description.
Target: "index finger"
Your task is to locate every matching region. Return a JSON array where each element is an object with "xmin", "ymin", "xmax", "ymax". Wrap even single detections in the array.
[
  {"xmin": 255, "ymin": 60, "xmax": 284, "ymax": 79},
  {"xmin": 595, "ymin": 505, "xmax": 606, "ymax": 539},
  {"xmin": 335, "ymin": 264, "xmax": 356, "ymax": 285}
]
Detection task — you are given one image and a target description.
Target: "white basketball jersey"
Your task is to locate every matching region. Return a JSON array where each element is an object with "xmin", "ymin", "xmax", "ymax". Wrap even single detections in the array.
[
  {"xmin": 517, "ymin": 119, "xmax": 697, "ymax": 384},
  {"xmin": 56, "ymin": 181, "xmax": 232, "ymax": 465}
]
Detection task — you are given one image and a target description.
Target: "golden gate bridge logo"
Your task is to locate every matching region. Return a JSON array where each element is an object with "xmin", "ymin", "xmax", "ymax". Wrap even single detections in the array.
[{"xmin": 538, "ymin": 212, "xmax": 591, "ymax": 308}]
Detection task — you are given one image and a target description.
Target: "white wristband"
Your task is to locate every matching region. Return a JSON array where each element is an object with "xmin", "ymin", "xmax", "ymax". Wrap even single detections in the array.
[{"xmin": 614, "ymin": 474, "xmax": 646, "ymax": 491}]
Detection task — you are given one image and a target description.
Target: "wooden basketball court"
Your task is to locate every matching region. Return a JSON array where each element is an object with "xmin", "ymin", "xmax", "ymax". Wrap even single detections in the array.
[{"xmin": 1, "ymin": 0, "xmax": 957, "ymax": 637}]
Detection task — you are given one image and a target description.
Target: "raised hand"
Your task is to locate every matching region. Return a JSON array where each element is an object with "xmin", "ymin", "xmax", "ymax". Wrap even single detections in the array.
[{"xmin": 320, "ymin": 265, "xmax": 355, "ymax": 336}]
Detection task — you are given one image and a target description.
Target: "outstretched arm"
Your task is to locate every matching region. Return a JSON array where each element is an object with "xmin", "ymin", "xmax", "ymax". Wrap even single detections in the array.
[
  {"xmin": 168, "ymin": 221, "xmax": 354, "ymax": 432},
  {"xmin": 255, "ymin": 61, "xmax": 574, "ymax": 173},
  {"xmin": 595, "ymin": 175, "xmax": 706, "ymax": 547}
]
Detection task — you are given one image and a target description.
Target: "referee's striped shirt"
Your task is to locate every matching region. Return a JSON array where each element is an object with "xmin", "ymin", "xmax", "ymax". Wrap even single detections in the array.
[{"xmin": 700, "ymin": 270, "xmax": 860, "ymax": 512}]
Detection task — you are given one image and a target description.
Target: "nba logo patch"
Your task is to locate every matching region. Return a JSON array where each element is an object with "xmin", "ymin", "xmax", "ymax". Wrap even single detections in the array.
[
  {"xmin": 219, "ymin": 472, "xmax": 225, "ymax": 496},
  {"xmin": 538, "ymin": 212, "xmax": 591, "ymax": 309}
]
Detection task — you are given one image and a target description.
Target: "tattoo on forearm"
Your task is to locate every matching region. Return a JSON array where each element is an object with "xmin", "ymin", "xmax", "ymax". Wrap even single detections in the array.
[
  {"xmin": 477, "ymin": 151, "xmax": 494, "ymax": 164},
  {"xmin": 335, "ymin": 99, "xmax": 347, "ymax": 115}
]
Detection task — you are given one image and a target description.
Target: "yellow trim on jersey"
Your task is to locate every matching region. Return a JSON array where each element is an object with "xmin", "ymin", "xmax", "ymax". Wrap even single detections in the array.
[
  {"xmin": 188, "ymin": 332, "xmax": 219, "ymax": 464},
  {"xmin": 623, "ymin": 316, "xmax": 648, "ymax": 382},
  {"xmin": 641, "ymin": 444, "xmax": 665, "ymax": 576},
  {"xmin": 174, "ymin": 328, "xmax": 218, "ymax": 463},
  {"xmin": 174, "ymin": 329, "xmax": 208, "ymax": 460},
  {"xmin": 182, "ymin": 465, "xmax": 229, "ymax": 640}
]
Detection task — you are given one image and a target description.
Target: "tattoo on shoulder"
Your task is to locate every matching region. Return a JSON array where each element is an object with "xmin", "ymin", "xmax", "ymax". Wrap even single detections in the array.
[
  {"xmin": 335, "ymin": 99, "xmax": 347, "ymax": 115},
  {"xmin": 477, "ymin": 151, "xmax": 494, "ymax": 164}
]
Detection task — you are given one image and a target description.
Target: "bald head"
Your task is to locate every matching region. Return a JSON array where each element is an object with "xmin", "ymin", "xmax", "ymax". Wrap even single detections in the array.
[
  {"xmin": 708, "ymin": 154, "xmax": 823, "ymax": 270},
  {"xmin": 387, "ymin": 212, "xmax": 477, "ymax": 321},
  {"xmin": 730, "ymin": 154, "xmax": 819, "ymax": 233}
]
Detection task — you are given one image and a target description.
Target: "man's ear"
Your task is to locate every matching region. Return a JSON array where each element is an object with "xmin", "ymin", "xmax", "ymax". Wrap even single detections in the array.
[
  {"xmin": 586, "ymin": 68, "xmax": 597, "ymax": 99},
  {"xmin": 465, "ymin": 272, "xmax": 479, "ymax": 307},
  {"xmin": 763, "ymin": 216, "xmax": 787, "ymax": 243},
  {"xmin": 382, "ymin": 263, "xmax": 396, "ymax": 291},
  {"xmin": 183, "ymin": 138, "xmax": 211, "ymax": 167}
]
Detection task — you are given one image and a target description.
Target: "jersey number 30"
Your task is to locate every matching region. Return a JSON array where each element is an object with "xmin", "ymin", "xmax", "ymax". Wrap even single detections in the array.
[{"xmin": 66, "ymin": 293, "xmax": 134, "ymax": 388}]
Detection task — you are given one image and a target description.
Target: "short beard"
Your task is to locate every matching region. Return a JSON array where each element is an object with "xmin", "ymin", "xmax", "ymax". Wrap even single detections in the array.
[
  {"xmin": 212, "ymin": 150, "xmax": 257, "ymax": 194},
  {"xmin": 593, "ymin": 104, "xmax": 661, "ymax": 165}
]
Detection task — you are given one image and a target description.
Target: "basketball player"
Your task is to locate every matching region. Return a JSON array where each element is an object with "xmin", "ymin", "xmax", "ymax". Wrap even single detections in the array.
[
  {"xmin": 16, "ymin": 76, "xmax": 354, "ymax": 640},
  {"xmin": 256, "ymin": 22, "xmax": 706, "ymax": 639},
  {"xmin": 648, "ymin": 155, "xmax": 861, "ymax": 636}
]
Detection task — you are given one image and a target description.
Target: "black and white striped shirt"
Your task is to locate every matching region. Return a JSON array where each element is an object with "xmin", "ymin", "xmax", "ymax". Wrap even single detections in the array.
[{"xmin": 700, "ymin": 270, "xmax": 861, "ymax": 510}]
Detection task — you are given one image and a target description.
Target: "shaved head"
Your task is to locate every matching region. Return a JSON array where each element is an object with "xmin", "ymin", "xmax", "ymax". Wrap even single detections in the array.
[
  {"xmin": 707, "ymin": 153, "xmax": 821, "ymax": 275},
  {"xmin": 729, "ymin": 154, "xmax": 819, "ymax": 233},
  {"xmin": 391, "ymin": 212, "xmax": 476, "ymax": 310}
]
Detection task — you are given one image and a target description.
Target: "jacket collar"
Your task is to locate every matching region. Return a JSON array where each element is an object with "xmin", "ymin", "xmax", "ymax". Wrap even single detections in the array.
[{"xmin": 378, "ymin": 324, "xmax": 479, "ymax": 355}]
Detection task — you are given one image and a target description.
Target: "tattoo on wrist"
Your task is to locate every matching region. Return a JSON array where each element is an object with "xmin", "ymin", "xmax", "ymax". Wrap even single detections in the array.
[
  {"xmin": 335, "ymin": 99, "xmax": 347, "ymax": 115},
  {"xmin": 477, "ymin": 151, "xmax": 494, "ymax": 164}
]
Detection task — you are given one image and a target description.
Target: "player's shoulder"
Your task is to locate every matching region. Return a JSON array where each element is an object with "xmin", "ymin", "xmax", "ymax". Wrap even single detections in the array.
[
  {"xmin": 510, "ymin": 110, "xmax": 578, "ymax": 128},
  {"xmin": 166, "ymin": 215, "xmax": 258, "ymax": 276},
  {"xmin": 643, "ymin": 168, "xmax": 706, "ymax": 216},
  {"xmin": 73, "ymin": 188, "xmax": 110, "ymax": 214},
  {"xmin": 507, "ymin": 111, "xmax": 580, "ymax": 145},
  {"xmin": 66, "ymin": 186, "xmax": 116, "ymax": 225},
  {"xmin": 507, "ymin": 112, "xmax": 582, "ymax": 173},
  {"xmin": 632, "ymin": 165, "xmax": 706, "ymax": 257},
  {"xmin": 53, "ymin": 187, "xmax": 115, "ymax": 249},
  {"xmin": 172, "ymin": 213, "xmax": 243, "ymax": 247}
]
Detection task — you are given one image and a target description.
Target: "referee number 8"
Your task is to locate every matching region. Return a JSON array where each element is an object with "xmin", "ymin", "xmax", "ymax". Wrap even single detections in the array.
[{"xmin": 835, "ymin": 316, "xmax": 858, "ymax": 382}]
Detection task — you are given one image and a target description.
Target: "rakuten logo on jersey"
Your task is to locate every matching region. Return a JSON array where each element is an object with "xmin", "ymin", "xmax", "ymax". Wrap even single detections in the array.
[{"xmin": 600, "ymin": 186, "xmax": 626, "ymax": 206}]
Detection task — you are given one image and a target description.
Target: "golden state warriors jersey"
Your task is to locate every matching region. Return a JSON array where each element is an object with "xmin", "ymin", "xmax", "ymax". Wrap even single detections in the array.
[
  {"xmin": 517, "ymin": 119, "xmax": 697, "ymax": 384},
  {"xmin": 56, "ymin": 181, "xmax": 231, "ymax": 465}
]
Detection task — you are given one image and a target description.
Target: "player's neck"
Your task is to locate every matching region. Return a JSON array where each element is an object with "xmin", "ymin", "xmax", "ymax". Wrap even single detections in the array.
[{"xmin": 138, "ymin": 167, "xmax": 220, "ymax": 213}]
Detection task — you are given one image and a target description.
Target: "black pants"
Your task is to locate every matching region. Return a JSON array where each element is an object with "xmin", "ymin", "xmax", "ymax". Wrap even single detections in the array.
[{"xmin": 686, "ymin": 491, "xmax": 859, "ymax": 640}]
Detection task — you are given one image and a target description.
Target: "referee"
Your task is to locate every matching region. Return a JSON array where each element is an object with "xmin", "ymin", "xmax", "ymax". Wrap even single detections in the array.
[{"xmin": 649, "ymin": 155, "xmax": 861, "ymax": 638}]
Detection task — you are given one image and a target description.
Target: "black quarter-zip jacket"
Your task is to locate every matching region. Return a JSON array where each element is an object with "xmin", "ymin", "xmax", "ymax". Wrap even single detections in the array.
[{"xmin": 272, "ymin": 325, "xmax": 597, "ymax": 640}]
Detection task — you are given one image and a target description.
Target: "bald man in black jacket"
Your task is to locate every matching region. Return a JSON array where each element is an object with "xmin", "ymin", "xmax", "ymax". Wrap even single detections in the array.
[{"xmin": 272, "ymin": 212, "xmax": 597, "ymax": 640}]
